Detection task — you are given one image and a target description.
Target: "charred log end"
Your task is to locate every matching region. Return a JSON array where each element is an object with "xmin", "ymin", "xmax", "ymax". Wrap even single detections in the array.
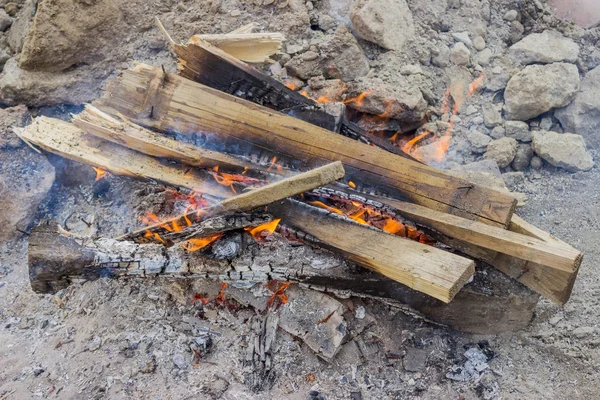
[{"xmin": 28, "ymin": 221, "xmax": 96, "ymax": 294}]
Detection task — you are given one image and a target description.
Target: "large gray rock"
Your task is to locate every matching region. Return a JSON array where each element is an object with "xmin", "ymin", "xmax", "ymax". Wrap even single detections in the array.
[
  {"xmin": 509, "ymin": 30, "xmax": 579, "ymax": 65},
  {"xmin": 504, "ymin": 63, "xmax": 580, "ymax": 121},
  {"xmin": 484, "ymin": 137, "xmax": 518, "ymax": 168},
  {"xmin": 0, "ymin": 106, "xmax": 56, "ymax": 242},
  {"xmin": 532, "ymin": 130, "xmax": 594, "ymax": 172},
  {"xmin": 350, "ymin": 0, "xmax": 415, "ymax": 50},
  {"xmin": 555, "ymin": 66, "xmax": 600, "ymax": 146}
]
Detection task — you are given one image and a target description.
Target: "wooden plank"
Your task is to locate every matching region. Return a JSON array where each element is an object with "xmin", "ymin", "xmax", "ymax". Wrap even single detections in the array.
[
  {"xmin": 121, "ymin": 161, "xmax": 346, "ymax": 242},
  {"xmin": 380, "ymin": 198, "xmax": 582, "ymax": 273},
  {"xmin": 94, "ymin": 64, "xmax": 518, "ymax": 227},
  {"xmin": 21, "ymin": 116, "xmax": 471, "ymax": 302},
  {"xmin": 73, "ymin": 105, "xmax": 262, "ymax": 172},
  {"xmin": 190, "ymin": 33, "xmax": 284, "ymax": 63},
  {"xmin": 15, "ymin": 117, "xmax": 232, "ymax": 199}
]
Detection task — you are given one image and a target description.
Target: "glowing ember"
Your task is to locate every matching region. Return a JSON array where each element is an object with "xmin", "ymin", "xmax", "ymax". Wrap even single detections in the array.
[
  {"xmin": 210, "ymin": 166, "xmax": 262, "ymax": 194},
  {"xmin": 348, "ymin": 181, "xmax": 356, "ymax": 189},
  {"xmin": 266, "ymin": 281, "xmax": 292, "ymax": 310},
  {"xmin": 285, "ymin": 82, "xmax": 297, "ymax": 90},
  {"xmin": 183, "ymin": 233, "xmax": 223, "ymax": 252},
  {"xmin": 382, "ymin": 218, "xmax": 405, "ymax": 235},
  {"xmin": 216, "ymin": 282, "xmax": 228, "ymax": 305},
  {"xmin": 246, "ymin": 218, "xmax": 281, "ymax": 239},
  {"xmin": 267, "ymin": 156, "xmax": 283, "ymax": 172},
  {"xmin": 192, "ymin": 293, "xmax": 210, "ymax": 305},
  {"xmin": 92, "ymin": 167, "xmax": 108, "ymax": 181}
]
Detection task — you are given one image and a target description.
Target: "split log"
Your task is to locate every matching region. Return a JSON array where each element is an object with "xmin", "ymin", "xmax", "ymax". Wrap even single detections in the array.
[
  {"xmin": 15, "ymin": 117, "xmax": 233, "ymax": 199},
  {"xmin": 27, "ymin": 222, "xmax": 536, "ymax": 334},
  {"xmin": 94, "ymin": 63, "xmax": 517, "ymax": 227},
  {"xmin": 190, "ymin": 33, "xmax": 284, "ymax": 63},
  {"xmin": 120, "ymin": 160, "xmax": 346, "ymax": 243},
  {"xmin": 20, "ymin": 117, "xmax": 473, "ymax": 302},
  {"xmin": 157, "ymin": 21, "xmax": 419, "ymax": 160}
]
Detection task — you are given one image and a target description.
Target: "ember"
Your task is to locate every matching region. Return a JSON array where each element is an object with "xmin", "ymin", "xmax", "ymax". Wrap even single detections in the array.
[
  {"xmin": 266, "ymin": 282, "xmax": 292, "ymax": 310},
  {"xmin": 92, "ymin": 166, "xmax": 108, "ymax": 181},
  {"xmin": 182, "ymin": 233, "xmax": 223, "ymax": 252},
  {"xmin": 246, "ymin": 218, "xmax": 281, "ymax": 240}
]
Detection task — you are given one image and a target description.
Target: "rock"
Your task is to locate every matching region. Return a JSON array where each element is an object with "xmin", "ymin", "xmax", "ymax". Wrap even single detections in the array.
[
  {"xmin": 504, "ymin": 10, "xmax": 518, "ymax": 21},
  {"xmin": 502, "ymin": 171, "xmax": 525, "ymax": 190},
  {"xmin": 347, "ymin": 78, "xmax": 427, "ymax": 122},
  {"xmin": 509, "ymin": 20, "xmax": 525, "ymax": 44},
  {"xmin": 484, "ymin": 137, "xmax": 518, "ymax": 168},
  {"xmin": 450, "ymin": 42, "xmax": 470, "ymax": 65},
  {"xmin": 229, "ymin": 9, "xmax": 241, "ymax": 17},
  {"xmin": 0, "ymin": 48, "xmax": 9, "ymax": 71},
  {"xmin": 88, "ymin": 336, "xmax": 102, "ymax": 352},
  {"xmin": 318, "ymin": 14, "xmax": 336, "ymax": 31},
  {"xmin": 452, "ymin": 32, "xmax": 472, "ymax": 47},
  {"xmin": 540, "ymin": 117, "xmax": 553, "ymax": 131},
  {"xmin": 482, "ymin": 104, "xmax": 503, "ymax": 128},
  {"xmin": 504, "ymin": 121, "xmax": 531, "ymax": 142},
  {"xmin": 482, "ymin": 68, "xmax": 510, "ymax": 92},
  {"xmin": 530, "ymin": 156, "xmax": 543, "ymax": 170},
  {"xmin": 0, "ymin": 9, "xmax": 11, "ymax": 31},
  {"xmin": 431, "ymin": 44, "xmax": 450, "ymax": 68},
  {"xmin": 572, "ymin": 326, "xmax": 595, "ymax": 339},
  {"xmin": 555, "ymin": 66, "xmax": 600, "ymax": 146},
  {"xmin": 0, "ymin": 59, "xmax": 103, "ymax": 106},
  {"xmin": 511, "ymin": 144, "xmax": 534, "ymax": 171},
  {"xmin": 490, "ymin": 126, "xmax": 506, "ymax": 139},
  {"xmin": 400, "ymin": 64, "xmax": 423, "ymax": 75},
  {"xmin": 301, "ymin": 50, "xmax": 318, "ymax": 61},
  {"xmin": 0, "ymin": 106, "xmax": 56, "ymax": 243},
  {"xmin": 286, "ymin": 43, "xmax": 304, "ymax": 55},
  {"xmin": 466, "ymin": 130, "xmax": 492, "ymax": 153},
  {"xmin": 6, "ymin": 0, "xmax": 35, "ymax": 54},
  {"xmin": 403, "ymin": 348, "xmax": 428, "ymax": 372},
  {"xmin": 504, "ymin": 63, "xmax": 580, "ymax": 121},
  {"xmin": 19, "ymin": 0, "xmax": 123, "ymax": 72},
  {"xmin": 4, "ymin": 2, "xmax": 18, "ymax": 17},
  {"xmin": 475, "ymin": 48, "xmax": 492, "ymax": 66},
  {"xmin": 509, "ymin": 30, "xmax": 579, "ymax": 65},
  {"xmin": 532, "ymin": 130, "xmax": 594, "ymax": 172},
  {"xmin": 473, "ymin": 36, "xmax": 486, "ymax": 51},
  {"xmin": 279, "ymin": 286, "xmax": 347, "ymax": 359},
  {"xmin": 350, "ymin": 0, "xmax": 415, "ymax": 51},
  {"xmin": 172, "ymin": 354, "xmax": 187, "ymax": 370}
]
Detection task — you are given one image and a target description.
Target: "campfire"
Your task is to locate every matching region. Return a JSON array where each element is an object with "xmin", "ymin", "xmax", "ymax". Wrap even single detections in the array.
[{"xmin": 15, "ymin": 20, "xmax": 583, "ymax": 347}]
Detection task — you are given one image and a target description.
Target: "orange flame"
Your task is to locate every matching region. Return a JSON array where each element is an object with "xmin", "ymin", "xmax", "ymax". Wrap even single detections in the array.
[
  {"xmin": 344, "ymin": 91, "xmax": 372, "ymax": 107},
  {"xmin": 210, "ymin": 166, "xmax": 261, "ymax": 194},
  {"xmin": 246, "ymin": 218, "xmax": 281, "ymax": 239},
  {"xmin": 401, "ymin": 131, "xmax": 430, "ymax": 154},
  {"xmin": 285, "ymin": 82, "xmax": 297, "ymax": 90},
  {"xmin": 92, "ymin": 167, "xmax": 108, "ymax": 181},
  {"xmin": 307, "ymin": 201, "xmax": 344, "ymax": 215},
  {"xmin": 267, "ymin": 282, "xmax": 292, "ymax": 310},
  {"xmin": 192, "ymin": 293, "xmax": 210, "ymax": 305},
  {"xmin": 216, "ymin": 282, "xmax": 228, "ymax": 305},
  {"xmin": 183, "ymin": 233, "xmax": 223, "ymax": 252}
]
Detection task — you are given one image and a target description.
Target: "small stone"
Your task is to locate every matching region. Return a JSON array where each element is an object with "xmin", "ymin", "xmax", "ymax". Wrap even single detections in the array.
[
  {"xmin": 464, "ymin": 105, "xmax": 478, "ymax": 116},
  {"xmin": 269, "ymin": 62, "xmax": 283, "ymax": 77},
  {"xmin": 306, "ymin": 1, "xmax": 314, "ymax": 11},
  {"xmin": 302, "ymin": 51, "xmax": 319, "ymax": 61},
  {"xmin": 432, "ymin": 44, "xmax": 450, "ymax": 68},
  {"xmin": 279, "ymin": 53, "xmax": 291, "ymax": 64},
  {"xmin": 88, "ymin": 336, "xmax": 102, "ymax": 352},
  {"xmin": 511, "ymin": 144, "xmax": 534, "ymax": 171},
  {"xmin": 486, "ymin": 69, "xmax": 510, "ymax": 91},
  {"xmin": 572, "ymin": 326, "xmax": 595, "ymax": 339},
  {"xmin": 467, "ymin": 130, "xmax": 492, "ymax": 154},
  {"xmin": 510, "ymin": 21, "xmax": 525, "ymax": 44},
  {"xmin": 510, "ymin": 30, "xmax": 580, "ymax": 65},
  {"xmin": 229, "ymin": 9, "xmax": 241, "ymax": 17},
  {"xmin": 505, "ymin": 121, "xmax": 531, "ymax": 142},
  {"xmin": 404, "ymin": 348, "xmax": 428, "ymax": 372},
  {"xmin": 473, "ymin": 36, "xmax": 486, "ymax": 51},
  {"xmin": 475, "ymin": 48, "xmax": 492, "ymax": 67},
  {"xmin": 0, "ymin": 10, "xmax": 11, "ymax": 32},
  {"xmin": 318, "ymin": 14, "xmax": 336, "ymax": 31},
  {"xmin": 530, "ymin": 156, "xmax": 543, "ymax": 170},
  {"xmin": 286, "ymin": 44, "xmax": 304, "ymax": 55},
  {"xmin": 350, "ymin": 0, "xmax": 415, "ymax": 50},
  {"xmin": 173, "ymin": 354, "xmax": 187, "ymax": 370},
  {"xmin": 450, "ymin": 42, "xmax": 470, "ymax": 65},
  {"xmin": 4, "ymin": 3, "xmax": 18, "ymax": 17},
  {"xmin": 482, "ymin": 104, "xmax": 503, "ymax": 128},
  {"xmin": 355, "ymin": 306, "xmax": 366, "ymax": 319},
  {"xmin": 452, "ymin": 32, "xmax": 472, "ymax": 47},
  {"xmin": 532, "ymin": 130, "xmax": 595, "ymax": 172},
  {"xmin": 400, "ymin": 64, "xmax": 423, "ymax": 75},
  {"xmin": 504, "ymin": 10, "xmax": 518, "ymax": 21},
  {"xmin": 490, "ymin": 126, "xmax": 506, "ymax": 139},
  {"xmin": 484, "ymin": 137, "xmax": 518, "ymax": 168},
  {"xmin": 502, "ymin": 171, "xmax": 525, "ymax": 190}
]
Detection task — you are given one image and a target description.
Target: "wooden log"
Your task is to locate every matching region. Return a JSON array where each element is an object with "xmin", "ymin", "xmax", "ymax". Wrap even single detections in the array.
[
  {"xmin": 120, "ymin": 160, "xmax": 346, "ymax": 243},
  {"xmin": 378, "ymin": 198, "xmax": 583, "ymax": 273},
  {"xmin": 21, "ymin": 116, "xmax": 471, "ymax": 302},
  {"xmin": 94, "ymin": 63, "xmax": 517, "ymax": 227},
  {"xmin": 73, "ymin": 105, "xmax": 260, "ymax": 172},
  {"xmin": 156, "ymin": 19, "xmax": 419, "ymax": 161},
  {"xmin": 15, "ymin": 117, "xmax": 233, "ymax": 199},
  {"xmin": 28, "ymin": 222, "xmax": 535, "ymax": 334}
]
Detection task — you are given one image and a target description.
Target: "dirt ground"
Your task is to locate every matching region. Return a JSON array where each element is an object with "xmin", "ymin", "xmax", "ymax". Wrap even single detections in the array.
[{"xmin": 1, "ymin": 0, "xmax": 599, "ymax": 399}]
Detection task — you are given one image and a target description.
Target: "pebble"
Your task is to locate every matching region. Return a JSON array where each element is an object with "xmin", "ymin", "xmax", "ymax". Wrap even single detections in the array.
[
  {"xmin": 172, "ymin": 354, "xmax": 187, "ymax": 370},
  {"xmin": 4, "ymin": 3, "xmax": 18, "ymax": 17},
  {"xmin": 572, "ymin": 326, "xmax": 595, "ymax": 339},
  {"xmin": 490, "ymin": 126, "xmax": 506, "ymax": 139},
  {"xmin": 400, "ymin": 64, "xmax": 423, "ymax": 75},
  {"xmin": 0, "ymin": 10, "xmax": 11, "ymax": 32},
  {"xmin": 306, "ymin": 1, "xmax": 314, "ymax": 11},
  {"xmin": 88, "ymin": 336, "xmax": 102, "ymax": 352},
  {"xmin": 504, "ymin": 10, "xmax": 518, "ymax": 22},
  {"xmin": 452, "ymin": 32, "xmax": 472, "ymax": 47},
  {"xmin": 450, "ymin": 42, "xmax": 470, "ymax": 65},
  {"xmin": 473, "ymin": 36, "xmax": 486, "ymax": 51},
  {"xmin": 355, "ymin": 306, "xmax": 366, "ymax": 319},
  {"xmin": 301, "ymin": 50, "xmax": 318, "ymax": 61},
  {"xmin": 530, "ymin": 156, "xmax": 543, "ymax": 170},
  {"xmin": 230, "ymin": 9, "xmax": 241, "ymax": 17}
]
